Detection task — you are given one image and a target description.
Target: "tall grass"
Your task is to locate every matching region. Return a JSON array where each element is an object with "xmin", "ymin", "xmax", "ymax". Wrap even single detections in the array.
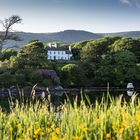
[{"xmin": 0, "ymin": 94, "xmax": 140, "ymax": 140}]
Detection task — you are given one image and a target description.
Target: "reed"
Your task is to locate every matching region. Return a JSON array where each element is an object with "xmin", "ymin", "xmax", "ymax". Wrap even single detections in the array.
[{"xmin": 0, "ymin": 93, "xmax": 140, "ymax": 140}]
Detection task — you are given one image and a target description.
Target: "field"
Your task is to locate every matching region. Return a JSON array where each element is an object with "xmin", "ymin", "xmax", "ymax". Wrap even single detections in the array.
[{"xmin": 0, "ymin": 94, "xmax": 140, "ymax": 140}]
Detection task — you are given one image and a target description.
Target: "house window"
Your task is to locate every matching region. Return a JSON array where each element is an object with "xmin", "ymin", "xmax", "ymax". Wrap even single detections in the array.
[
  {"xmin": 62, "ymin": 51, "xmax": 63, "ymax": 54},
  {"xmin": 58, "ymin": 51, "xmax": 60, "ymax": 54},
  {"xmin": 54, "ymin": 51, "xmax": 55, "ymax": 54},
  {"xmin": 49, "ymin": 51, "xmax": 51, "ymax": 54}
]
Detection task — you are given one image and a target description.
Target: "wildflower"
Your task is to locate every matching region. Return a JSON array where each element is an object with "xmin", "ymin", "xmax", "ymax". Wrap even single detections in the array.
[
  {"xmin": 17, "ymin": 123, "xmax": 22, "ymax": 129},
  {"xmin": 17, "ymin": 138, "xmax": 22, "ymax": 140},
  {"xmin": 135, "ymin": 136, "xmax": 139, "ymax": 140},
  {"xmin": 34, "ymin": 128, "xmax": 41, "ymax": 135},
  {"xmin": 79, "ymin": 124, "xmax": 88, "ymax": 132},
  {"xmin": 82, "ymin": 127, "xmax": 88, "ymax": 132},
  {"xmin": 122, "ymin": 120, "xmax": 127, "ymax": 127},
  {"xmin": 47, "ymin": 128, "xmax": 52, "ymax": 133},
  {"xmin": 55, "ymin": 127, "xmax": 61, "ymax": 135},
  {"xmin": 119, "ymin": 128, "xmax": 124, "ymax": 133},
  {"xmin": 40, "ymin": 130, "xmax": 45, "ymax": 136},
  {"xmin": 50, "ymin": 135, "xmax": 59, "ymax": 140},
  {"xmin": 26, "ymin": 137, "xmax": 31, "ymax": 140},
  {"xmin": 112, "ymin": 125, "xmax": 117, "ymax": 130},
  {"xmin": 72, "ymin": 136, "xmax": 82, "ymax": 140},
  {"xmin": 35, "ymin": 121, "xmax": 39, "ymax": 126},
  {"xmin": 106, "ymin": 133, "xmax": 111, "ymax": 139}
]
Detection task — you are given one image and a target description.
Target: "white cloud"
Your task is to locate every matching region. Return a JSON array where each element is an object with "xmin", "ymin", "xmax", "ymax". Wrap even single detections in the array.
[
  {"xmin": 120, "ymin": 0, "xmax": 140, "ymax": 8},
  {"xmin": 120, "ymin": 0, "xmax": 131, "ymax": 5}
]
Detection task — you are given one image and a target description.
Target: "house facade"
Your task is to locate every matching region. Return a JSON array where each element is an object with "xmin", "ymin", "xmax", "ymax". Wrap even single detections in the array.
[{"xmin": 47, "ymin": 43, "xmax": 73, "ymax": 60}]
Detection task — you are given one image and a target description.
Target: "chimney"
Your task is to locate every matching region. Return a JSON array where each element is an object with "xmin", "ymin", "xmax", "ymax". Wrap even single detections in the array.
[
  {"xmin": 54, "ymin": 43, "xmax": 57, "ymax": 48},
  {"xmin": 69, "ymin": 46, "xmax": 72, "ymax": 52},
  {"xmin": 48, "ymin": 43, "xmax": 52, "ymax": 48}
]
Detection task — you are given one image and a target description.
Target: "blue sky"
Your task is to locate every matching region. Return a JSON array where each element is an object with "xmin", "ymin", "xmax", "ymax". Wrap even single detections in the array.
[{"xmin": 0, "ymin": 0, "xmax": 140, "ymax": 33}]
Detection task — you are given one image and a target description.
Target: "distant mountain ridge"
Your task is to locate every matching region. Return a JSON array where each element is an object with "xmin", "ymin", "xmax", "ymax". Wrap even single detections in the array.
[{"xmin": 3, "ymin": 30, "xmax": 140, "ymax": 49}]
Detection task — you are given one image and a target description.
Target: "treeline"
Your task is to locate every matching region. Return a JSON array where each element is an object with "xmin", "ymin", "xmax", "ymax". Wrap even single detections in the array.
[
  {"xmin": 71, "ymin": 37, "xmax": 140, "ymax": 87},
  {"xmin": 0, "ymin": 37, "xmax": 140, "ymax": 87}
]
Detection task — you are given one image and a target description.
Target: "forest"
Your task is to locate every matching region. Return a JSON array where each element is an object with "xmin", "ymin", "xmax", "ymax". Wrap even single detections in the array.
[{"xmin": 0, "ymin": 36, "xmax": 140, "ymax": 88}]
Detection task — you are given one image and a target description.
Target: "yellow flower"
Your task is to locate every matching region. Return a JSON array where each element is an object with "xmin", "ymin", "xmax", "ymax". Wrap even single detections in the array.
[
  {"xmin": 106, "ymin": 133, "xmax": 111, "ymax": 139},
  {"xmin": 9, "ymin": 127, "xmax": 13, "ymax": 132},
  {"xmin": 72, "ymin": 136, "xmax": 82, "ymax": 140},
  {"xmin": 135, "ymin": 136, "xmax": 139, "ymax": 140},
  {"xmin": 119, "ymin": 128, "xmax": 124, "ymax": 133},
  {"xmin": 40, "ymin": 131, "xmax": 45, "ymax": 136},
  {"xmin": 82, "ymin": 127, "xmax": 88, "ymax": 132},
  {"xmin": 35, "ymin": 121, "xmax": 39, "ymax": 126},
  {"xmin": 17, "ymin": 138, "xmax": 22, "ymax": 140},
  {"xmin": 34, "ymin": 128, "xmax": 41, "ymax": 135},
  {"xmin": 17, "ymin": 123, "xmax": 22, "ymax": 129},
  {"xmin": 122, "ymin": 120, "xmax": 127, "ymax": 127},
  {"xmin": 50, "ymin": 135, "xmax": 59, "ymax": 140},
  {"xmin": 47, "ymin": 128, "xmax": 52, "ymax": 133},
  {"xmin": 55, "ymin": 127, "xmax": 61, "ymax": 135},
  {"xmin": 79, "ymin": 124, "xmax": 88, "ymax": 132},
  {"xmin": 26, "ymin": 137, "xmax": 31, "ymax": 140},
  {"xmin": 112, "ymin": 125, "xmax": 117, "ymax": 130}
]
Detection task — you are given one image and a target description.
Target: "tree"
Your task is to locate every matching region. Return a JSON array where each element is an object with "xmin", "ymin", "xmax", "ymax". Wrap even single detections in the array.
[
  {"xmin": 61, "ymin": 64, "xmax": 85, "ymax": 87},
  {"xmin": 71, "ymin": 40, "xmax": 88, "ymax": 60},
  {"xmin": 110, "ymin": 51, "xmax": 138, "ymax": 86},
  {"xmin": 111, "ymin": 37, "xmax": 140, "ymax": 61},
  {"xmin": 1, "ymin": 49, "xmax": 17, "ymax": 61},
  {"xmin": 14, "ymin": 41, "xmax": 48, "ymax": 69},
  {"xmin": 0, "ymin": 15, "xmax": 22, "ymax": 52},
  {"xmin": 96, "ymin": 54, "xmax": 115, "ymax": 86},
  {"xmin": 81, "ymin": 37, "xmax": 120, "ymax": 63}
]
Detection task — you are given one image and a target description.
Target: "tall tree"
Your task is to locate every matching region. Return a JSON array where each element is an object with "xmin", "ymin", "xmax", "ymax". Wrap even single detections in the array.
[
  {"xmin": 13, "ymin": 41, "xmax": 48, "ymax": 69},
  {"xmin": 0, "ymin": 15, "xmax": 22, "ymax": 52}
]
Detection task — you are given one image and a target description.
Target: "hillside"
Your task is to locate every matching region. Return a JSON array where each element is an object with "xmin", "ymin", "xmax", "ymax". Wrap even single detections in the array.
[
  {"xmin": 102, "ymin": 31, "xmax": 140, "ymax": 38},
  {"xmin": 2, "ymin": 30, "xmax": 140, "ymax": 49}
]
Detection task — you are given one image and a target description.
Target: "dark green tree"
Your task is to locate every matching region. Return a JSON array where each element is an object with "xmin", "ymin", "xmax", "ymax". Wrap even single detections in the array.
[
  {"xmin": 61, "ymin": 64, "xmax": 85, "ymax": 87},
  {"xmin": 112, "ymin": 51, "xmax": 138, "ymax": 86},
  {"xmin": 81, "ymin": 37, "xmax": 120, "ymax": 63},
  {"xmin": 14, "ymin": 41, "xmax": 48, "ymax": 68}
]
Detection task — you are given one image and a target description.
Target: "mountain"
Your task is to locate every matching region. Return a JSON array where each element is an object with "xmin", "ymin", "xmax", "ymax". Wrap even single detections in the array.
[
  {"xmin": 46, "ymin": 30, "xmax": 102, "ymax": 43},
  {"xmin": 2, "ymin": 30, "xmax": 140, "ymax": 49},
  {"xmin": 102, "ymin": 31, "xmax": 140, "ymax": 38}
]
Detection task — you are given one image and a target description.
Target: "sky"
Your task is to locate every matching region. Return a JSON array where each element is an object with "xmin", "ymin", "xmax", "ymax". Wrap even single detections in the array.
[{"xmin": 0, "ymin": 0, "xmax": 140, "ymax": 33}]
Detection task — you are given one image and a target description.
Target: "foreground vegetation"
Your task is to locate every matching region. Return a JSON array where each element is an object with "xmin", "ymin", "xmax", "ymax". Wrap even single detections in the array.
[{"xmin": 0, "ymin": 94, "xmax": 140, "ymax": 140}]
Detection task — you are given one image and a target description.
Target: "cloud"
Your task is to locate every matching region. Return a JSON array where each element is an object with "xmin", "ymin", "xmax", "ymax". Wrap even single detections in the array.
[
  {"xmin": 120, "ymin": 0, "xmax": 131, "ymax": 5},
  {"xmin": 120, "ymin": 0, "xmax": 140, "ymax": 8}
]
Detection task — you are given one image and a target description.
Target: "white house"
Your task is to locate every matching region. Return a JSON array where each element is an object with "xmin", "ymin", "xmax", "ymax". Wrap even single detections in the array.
[{"xmin": 47, "ymin": 43, "xmax": 73, "ymax": 60}]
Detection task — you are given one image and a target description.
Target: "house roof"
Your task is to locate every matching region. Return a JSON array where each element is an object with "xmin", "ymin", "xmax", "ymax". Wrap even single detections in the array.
[{"xmin": 47, "ymin": 47, "xmax": 72, "ymax": 54}]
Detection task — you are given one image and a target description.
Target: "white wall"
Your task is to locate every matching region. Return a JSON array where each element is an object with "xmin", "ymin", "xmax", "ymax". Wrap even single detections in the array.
[{"xmin": 48, "ymin": 50, "xmax": 72, "ymax": 60}]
